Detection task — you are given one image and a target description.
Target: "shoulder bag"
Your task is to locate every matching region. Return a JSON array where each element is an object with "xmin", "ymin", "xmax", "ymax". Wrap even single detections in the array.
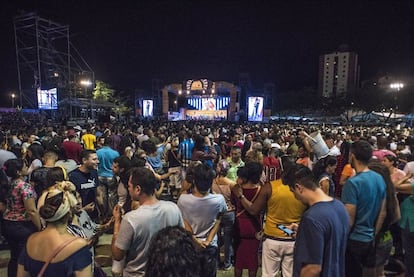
[{"xmin": 37, "ymin": 237, "xmax": 80, "ymax": 277}]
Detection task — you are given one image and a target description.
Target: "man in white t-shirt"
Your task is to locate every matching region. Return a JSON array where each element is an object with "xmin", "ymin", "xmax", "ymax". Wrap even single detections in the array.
[{"xmin": 112, "ymin": 167, "xmax": 183, "ymax": 277}]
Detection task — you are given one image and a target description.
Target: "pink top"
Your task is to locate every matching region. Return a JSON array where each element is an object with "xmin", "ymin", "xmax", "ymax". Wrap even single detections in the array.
[
  {"xmin": 391, "ymin": 168, "xmax": 406, "ymax": 185},
  {"xmin": 3, "ymin": 180, "xmax": 37, "ymax": 221}
]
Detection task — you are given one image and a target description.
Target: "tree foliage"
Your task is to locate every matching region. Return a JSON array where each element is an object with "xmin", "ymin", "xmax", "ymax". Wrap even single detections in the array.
[
  {"xmin": 92, "ymin": 80, "xmax": 132, "ymax": 117},
  {"xmin": 93, "ymin": 80, "xmax": 115, "ymax": 101}
]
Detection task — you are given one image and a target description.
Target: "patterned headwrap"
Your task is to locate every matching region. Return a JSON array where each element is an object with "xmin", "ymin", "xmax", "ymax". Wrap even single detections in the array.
[
  {"xmin": 217, "ymin": 159, "xmax": 230, "ymax": 176},
  {"xmin": 37, "ymin": 181, "xmax": 78, "ymax": 222}
]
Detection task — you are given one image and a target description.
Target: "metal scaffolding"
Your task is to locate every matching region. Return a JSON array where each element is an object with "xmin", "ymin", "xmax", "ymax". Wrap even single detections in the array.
[{"xmin": 13, "ymin": 12, "xmax": 93, "ymax": 117}]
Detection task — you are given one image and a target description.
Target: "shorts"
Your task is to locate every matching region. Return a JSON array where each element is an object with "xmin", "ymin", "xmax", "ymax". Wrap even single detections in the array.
[{"xmin": 374, "ymin": 231, "xmax": 393, "ymax": 267}]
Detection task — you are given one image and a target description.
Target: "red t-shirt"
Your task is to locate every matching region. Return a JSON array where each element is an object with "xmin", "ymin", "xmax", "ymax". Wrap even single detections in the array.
[
  {"xmin": 62, "ymin": 141, "xmax": 82, "ymax": 163},
  {"xmin": 263, "ymin": 156, "xmax": 281, "ymax": 181}
]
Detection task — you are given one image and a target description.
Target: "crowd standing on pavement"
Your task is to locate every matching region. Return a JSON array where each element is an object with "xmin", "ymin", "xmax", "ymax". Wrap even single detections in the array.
[{"xmin": 0, "ymin": 112, "xmax": 413, "ymax": 276}]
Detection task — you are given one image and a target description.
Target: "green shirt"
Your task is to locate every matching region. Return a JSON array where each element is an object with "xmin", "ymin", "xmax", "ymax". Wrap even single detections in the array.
[
  {"xmin": 399, "ymin": 182, "xmax": 414, "ymax": 232},
  {"xmin": 226, "ymin": 158, "xmax": 245, "ymax": 182}
]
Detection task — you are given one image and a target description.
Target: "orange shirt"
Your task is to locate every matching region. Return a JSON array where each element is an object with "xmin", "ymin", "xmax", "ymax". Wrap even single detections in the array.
[
  {"xmin": 341, "ymin": 164, "xmax": 354, "ymax": 178},
  {"xmin": 296, "ymin": 157, "xmax": 309, "ymax": 167}
]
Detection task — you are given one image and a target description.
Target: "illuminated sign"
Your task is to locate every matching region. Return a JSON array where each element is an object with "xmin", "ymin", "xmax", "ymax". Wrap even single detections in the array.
[{"xmin": 186, "ymin": 79, "xmax": 209, "ymax": 91}]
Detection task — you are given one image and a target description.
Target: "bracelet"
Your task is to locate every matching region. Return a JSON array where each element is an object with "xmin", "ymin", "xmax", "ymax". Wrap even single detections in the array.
[{"xmin": 239, "ymin": 194, "xmax": 245, "ymax": 200}]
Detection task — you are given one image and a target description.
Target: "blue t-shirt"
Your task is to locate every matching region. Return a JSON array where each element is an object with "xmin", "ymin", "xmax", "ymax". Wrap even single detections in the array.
[
  {"xmin": 146, "ymin": 146, "xmax": 163, "ymax": 171},
  {"xmin": 293, "ymin": 199, "xmax": 349, "ymax": 277},
  {"xmin": 341, "ymin": 170, "xmax": 386, "ymax": 242},
  {"xmin": 18, "ymin": 245, "xmax": 92, "ymax": 276},
  {"xmin": 97, "ymin": 146, "xmax": 120, "ymax": 177}
]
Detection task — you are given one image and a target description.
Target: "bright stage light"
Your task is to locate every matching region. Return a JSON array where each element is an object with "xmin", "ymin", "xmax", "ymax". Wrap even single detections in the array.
[
  {"xmin": 390, "ymin": 83, "xmax": 404, "ymax": 89},
  {"xmin": 80, "ymin": 80, "xmax": 92, "ymax": 86}
]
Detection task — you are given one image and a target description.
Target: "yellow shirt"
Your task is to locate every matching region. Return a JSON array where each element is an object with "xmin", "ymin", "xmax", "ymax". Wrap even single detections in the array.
[
  {"xmin": 81, "ymin": 133, "xmax": 96, "ymax": 150},
  {"xmin": 264, "ymin": 179, "xmax": 306, "ymax": 238}
]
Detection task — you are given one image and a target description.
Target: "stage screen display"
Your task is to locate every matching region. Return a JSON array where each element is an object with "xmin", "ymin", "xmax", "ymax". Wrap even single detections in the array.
[
  {"xmin": 202, "ymin": 98, "xmax": 216, "ymax": 110},
  {"xmin": 37, "ymin": 88, "xmax": 58, "ymax": 110},
  {"xmin": 247, "ymin": 97, "xmax": 264, "ymax": 122},
  {"xmin": 143, "ymin": 99, "xmax": 153, "ymax": 117}
]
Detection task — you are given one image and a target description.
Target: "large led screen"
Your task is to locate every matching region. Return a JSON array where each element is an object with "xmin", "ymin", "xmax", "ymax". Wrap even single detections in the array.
[
  {"xmin": 247, "ymin": 97, "xmax": 263, "ymax": 122},
  {"xmin": 37, "ymin": 88, "xmax": 58, "ymax": 110},
  {"xmin": 202, "ymin": 98, "xmax": 216, "ymax": 110},
  {"xmin": 143, "ymin": 100, "xmax": 153, "ymax": 117}
]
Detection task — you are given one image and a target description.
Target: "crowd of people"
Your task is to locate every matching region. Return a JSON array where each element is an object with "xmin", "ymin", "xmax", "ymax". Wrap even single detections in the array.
[{"xmin": 0, "ymin": 117, "xmax": 413, "ymax": 276}]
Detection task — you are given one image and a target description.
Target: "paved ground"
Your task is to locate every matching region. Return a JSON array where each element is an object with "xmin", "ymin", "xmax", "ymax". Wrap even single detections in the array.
[
  {"xmin": 0, "ymin": 234, "xmax": 247, "ymax": 276},
  {"xmin": 0, "ymin": 234, "xmax": 403, "ymax": 276}
]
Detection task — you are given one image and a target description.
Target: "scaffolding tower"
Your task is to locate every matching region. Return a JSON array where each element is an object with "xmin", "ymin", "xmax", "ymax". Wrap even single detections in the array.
[{"xmin": 13, "ymin": 12, "xmax": 93, "ymax": 117}]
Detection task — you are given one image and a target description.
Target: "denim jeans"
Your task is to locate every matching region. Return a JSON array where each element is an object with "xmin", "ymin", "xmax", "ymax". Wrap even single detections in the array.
[
  {"xmin": 199, "ymin": 246, "xmax": 218, "ymax": 277},
  {"xmin": 219, "ymin": 211, "xmax": 235, "ymax": 268},
  {"xmin": 98, "ymin": 176, "xmax": 116, "ymax": 220},
  {"xmin": 2, "ymin": 220, "xmax": 37, "ymax": 277}
]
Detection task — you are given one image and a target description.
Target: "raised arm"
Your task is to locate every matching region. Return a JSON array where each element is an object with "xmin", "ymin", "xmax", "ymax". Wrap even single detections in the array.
[{"xmin": 231, "ymin": 182, "xmax": 270, "ymax": 215}]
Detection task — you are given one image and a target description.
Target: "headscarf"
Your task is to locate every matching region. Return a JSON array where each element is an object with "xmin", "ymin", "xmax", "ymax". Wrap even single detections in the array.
[
  {"xmin": 37, "ymin": 181, "xmax": 78, "ymax": 222},
  {"xmin": 217, "ymin": 159, "xmax": 230, "ymax": 176}
]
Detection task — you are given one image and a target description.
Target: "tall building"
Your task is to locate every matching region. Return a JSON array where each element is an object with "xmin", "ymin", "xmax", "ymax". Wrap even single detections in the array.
[{"xmin": 318, "ymin": 45, "xmax": 359, "ymax": 98}]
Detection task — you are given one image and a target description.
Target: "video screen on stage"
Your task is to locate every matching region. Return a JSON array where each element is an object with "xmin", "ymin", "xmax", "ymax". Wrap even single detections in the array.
[
  {"xmin": 187, "ymin": 97, "xmax": 230, "ymax": 111},
  {"xmin": 202, "ymin": 98, "xmax": 216, "ymax": 110},
  {"xmin": 37, "ymin": 88, "xmax": 58, "ymax": 110},
  {"xmin": 247, "ymin": 97, "xmax": 264, "ymax": 122},
  {"xmin": 143, "ymin": 100, "xmax": 153, "ymax": 117}
]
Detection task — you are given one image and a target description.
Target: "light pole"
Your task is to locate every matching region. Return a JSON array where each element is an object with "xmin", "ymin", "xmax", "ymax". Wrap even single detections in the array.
[
  {"xmin": 390, "ymin": 83, "xmax": 404, "ymax": 112},
  {"xmin": 11, "ymin": 93, "xmax": 15, "ymax": 108},
  {"xmin": 80, "ymin": 80, "xmax": 93, "ymax": 119}
]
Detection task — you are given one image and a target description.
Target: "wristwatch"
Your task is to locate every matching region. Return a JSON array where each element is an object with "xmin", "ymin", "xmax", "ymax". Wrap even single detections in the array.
[{"xmin": 239, "ymin": 194, "xmax": 245, "ymax": 200}]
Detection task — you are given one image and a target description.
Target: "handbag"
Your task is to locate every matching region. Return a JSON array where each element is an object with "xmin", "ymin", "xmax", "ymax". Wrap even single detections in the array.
[{"xmin": 37, "ymin": 237, "xmax": 80, "ymax": 277}]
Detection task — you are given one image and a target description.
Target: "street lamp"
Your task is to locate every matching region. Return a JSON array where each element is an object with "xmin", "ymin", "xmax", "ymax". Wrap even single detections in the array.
[
  {"xmin": 390, "ymin": 83, "xmax": 404, "ymax": 111},
  {"xmin": 11, "ymin": 93, "xmax": 15, "ymax": 108}
]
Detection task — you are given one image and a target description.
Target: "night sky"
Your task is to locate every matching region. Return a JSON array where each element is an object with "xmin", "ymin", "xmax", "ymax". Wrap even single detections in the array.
[{"xmin": 1, "ymin": 1, "xmax": 413, "ymax": 96}]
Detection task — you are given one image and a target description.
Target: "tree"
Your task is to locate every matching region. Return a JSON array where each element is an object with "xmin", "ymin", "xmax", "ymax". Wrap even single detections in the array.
[{"xmin": 93, "ymin": 80, "xmax": 115, "ymax": 102}]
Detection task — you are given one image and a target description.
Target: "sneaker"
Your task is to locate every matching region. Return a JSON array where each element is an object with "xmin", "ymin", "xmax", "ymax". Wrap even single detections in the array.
[{"xmin": 221, "ymin": 265, "xmax": 233, "ymax": 271}]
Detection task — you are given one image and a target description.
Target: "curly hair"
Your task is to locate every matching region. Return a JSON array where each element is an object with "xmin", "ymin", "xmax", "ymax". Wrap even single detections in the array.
[
  {"xmin": 237, "ymin": 162, "xmax": 263, "ymax": 184},
  {"xmin": 145, "ymin": 226, "xmax": 200, "ymax": 277}
]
